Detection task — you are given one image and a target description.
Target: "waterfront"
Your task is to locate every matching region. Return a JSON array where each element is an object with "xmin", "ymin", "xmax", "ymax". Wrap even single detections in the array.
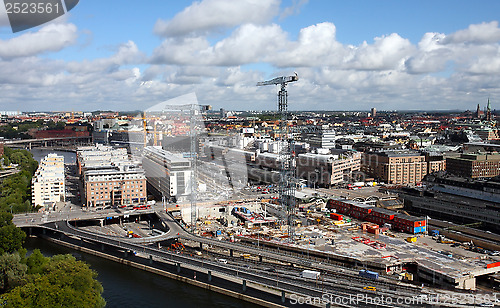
[
  {"xmin": 24, "ymin": 237, "xmax": 262, "ymax": 308},
  {"xmin": 26, "ymin": 148, "xmax": 261, "ymax": 308},
  {"xmin": 30, "ymin": 148, "xmax": 77, "ymax": 164}
]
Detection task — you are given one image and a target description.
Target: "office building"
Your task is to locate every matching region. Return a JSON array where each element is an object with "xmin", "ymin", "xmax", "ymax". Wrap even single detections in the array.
[
  {"xmin": 361, "ymin": 151, "xmax": 428, "ymax": 185},
  {"xmin": 77, "ymin": 145, "xmax": 147, "ymax": 207},
  {"xmin": 77, "ymin": 144, "xmax": 129, "ymax": 175},
  {"xmin": 446, "ymin": 153, "xmax": 500, "ymax": 178},
  {"xmin": 142, "ymin": 146, "xmax": 192, "ymax": 200},
  {"xmin": 296, "ymin": 151, "xmax": 361, "ymax": 187},
  {"xmin": 84, "ymin": 164, "xmax": 147, "ymax": 207},
  {"xmin": 302, "ymin": 129, "xmax": 336, "ymax": 149}
]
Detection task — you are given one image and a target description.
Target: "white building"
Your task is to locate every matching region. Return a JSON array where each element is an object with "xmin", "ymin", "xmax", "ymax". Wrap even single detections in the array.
[
  {"xmin": 31, "ymin": 153, "xmax": 65, "ymax": 210},
  {"xmin": 142, "ymin": 146, "xmax": 192, "ymax": 200}
]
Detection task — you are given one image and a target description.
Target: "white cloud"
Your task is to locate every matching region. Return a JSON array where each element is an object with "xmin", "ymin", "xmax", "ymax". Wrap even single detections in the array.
[
  {"xmin": 271, "ymin": 22, "xmax": 345, "ymax": 67},
  {"xmin": 66, "ymin": 41, "xmax": 144, "ymax": 74},
  {"xmin": 153, "ymin": 0, "xmax": 280, "ymax": 37},
  {"xmin": 0, "ymin": 23, "xmax": 77, "ymax": 59},
  {"xmin": 442, "ymin": 21, "xmax": 500, "ymax": 44},
  {"xmin": 345, "ymin": 33, "xmax": 414, "ymax": 70},
  {"xmin": 1, "ymin": 12, "xmax": 500, "ymax": 112}
]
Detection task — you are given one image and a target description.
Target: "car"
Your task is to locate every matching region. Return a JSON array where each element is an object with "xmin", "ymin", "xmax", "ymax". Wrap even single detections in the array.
[
  {"xmin": 363, "ymin": 286, "xmax": 376, "ymax": 292},
  {"xmin": 264, "ymin": 267, "xmax": 276, "ymax": 273},
  {"xmin": 217, "ymin": 258, "xmax": 227, "ymax": 264}
]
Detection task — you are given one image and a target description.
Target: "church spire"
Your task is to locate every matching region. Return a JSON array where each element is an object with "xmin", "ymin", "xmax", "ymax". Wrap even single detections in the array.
[{"xmin": 486, "ymin": 97, "xmax": 492, "ymax": 121}]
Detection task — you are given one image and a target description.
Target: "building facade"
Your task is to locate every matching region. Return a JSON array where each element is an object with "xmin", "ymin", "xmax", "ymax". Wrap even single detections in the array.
[
  {"xmin": 361, "ymin": 151, "xmax": 428, "ymax": 185},
  {"xmin": 84, "ymin": 165, "xmax": 147, "ymax": 207},
  {"xmin": 31, "ymin": 153, "xmax": 65, "ymax": 209},
  {"xmin": 77, "ymin": 145, "xmax": 147, "ymax": 207},
  {"xmin": 142, "ymin": 146, "xmax": 192, "ymax": 200},
  {"xmin": 446, "ymin": 153, "xmax": 500, "ymax": 178},
  {"xmin": 296, "ymin": 151, "xmax": 361, "ymax": 187}
]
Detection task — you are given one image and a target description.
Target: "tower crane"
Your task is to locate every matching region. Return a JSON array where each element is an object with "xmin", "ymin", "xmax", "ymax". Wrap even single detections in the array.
[{"xmin": 257, "ymin": 73, "xmax": 298, "ymax": 240}]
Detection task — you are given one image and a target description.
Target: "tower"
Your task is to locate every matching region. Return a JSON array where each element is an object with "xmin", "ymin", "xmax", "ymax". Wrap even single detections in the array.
[
  {"xmin": 476, "ymin": 104, "xmax": 482, "ymax": 119},
  {"xmin": 486, "ymin": 98, "xmax": 492, "ymax": 121}
]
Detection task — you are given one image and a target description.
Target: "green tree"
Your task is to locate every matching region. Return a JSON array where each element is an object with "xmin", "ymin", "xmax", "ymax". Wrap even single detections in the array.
[
  {"xmin": 0, "ymin": 212, "xmax": 25, "ymax": 255},
  {"xmin": 25, "ymin": 250, "xmax": 46, "ymax": 275},
  {"xmin": 1, "ymin": 254, "xmax": 105, "ymax": 307},
  {"xmin": 0, "ymin": 252, "xmax": 27, "ymax": 293}
]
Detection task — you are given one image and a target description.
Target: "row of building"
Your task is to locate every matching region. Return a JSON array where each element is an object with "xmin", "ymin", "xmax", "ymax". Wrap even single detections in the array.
[
  {"xmin": 75, "ymin": 145, "xmax": 194, "ymax": 207},
  {"xmin": 326, "ymin": 199, "xmax": 427, "ymax": 234},
  {"xmin": 76, "ymin": 145, "xmax": 147, "ymax": 207}
]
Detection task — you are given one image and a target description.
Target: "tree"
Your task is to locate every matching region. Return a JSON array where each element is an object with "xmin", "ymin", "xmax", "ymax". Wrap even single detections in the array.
[
  {"xmin": 0, "ymin": 254, "xmax": 105, "ymax": 307},
  {"xmin": 0, "ymin": 212, "xmax": 25, "ymax": 255},
  {"xmin": 0, "ymin": 252, "xmax": 27, "ymax": 293},
  {"xmin": 25, "ymin": 249, "xmax": 46, "ymax": 275}
]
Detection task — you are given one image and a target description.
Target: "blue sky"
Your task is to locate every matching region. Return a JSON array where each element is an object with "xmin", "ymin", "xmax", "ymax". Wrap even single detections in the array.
[{"xmin": 0, "ymin": 0, "xmax": 500, "ymax": 111}]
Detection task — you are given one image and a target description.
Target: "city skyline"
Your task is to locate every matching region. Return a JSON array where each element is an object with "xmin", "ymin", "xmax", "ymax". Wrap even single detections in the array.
[{"xmin": 1, "ymin": 0, "xmax": 500, "ymax": 111}]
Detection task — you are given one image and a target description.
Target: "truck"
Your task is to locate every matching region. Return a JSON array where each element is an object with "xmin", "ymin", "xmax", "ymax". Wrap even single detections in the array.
[
  {"xmin": 359, "ymin": 269, "xmax": 379, "ymax": 280},
  {"xmin": 301, "ymin": 270, "xmax": 320, "ymax": 279}
]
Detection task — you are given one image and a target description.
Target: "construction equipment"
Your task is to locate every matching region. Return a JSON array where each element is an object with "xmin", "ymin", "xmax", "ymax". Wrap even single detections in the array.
[{"xmin": 257, "ymin": 73, "xmax": 298, "ymax": 241}]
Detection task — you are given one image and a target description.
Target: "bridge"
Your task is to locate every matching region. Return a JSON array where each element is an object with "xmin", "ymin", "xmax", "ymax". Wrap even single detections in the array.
[{"xmin": 4, "ymin": 136, "xmax": 91, "ymax": 149}]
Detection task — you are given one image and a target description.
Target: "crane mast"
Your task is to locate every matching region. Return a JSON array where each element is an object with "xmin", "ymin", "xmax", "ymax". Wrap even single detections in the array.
[{"xmin": 257, "ymin": 73, "xmax": 298, "ymax": 240}]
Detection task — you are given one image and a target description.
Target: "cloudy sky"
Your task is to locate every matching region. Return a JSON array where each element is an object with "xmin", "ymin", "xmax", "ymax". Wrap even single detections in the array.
[{"xmin": 1, "ymin": 0, "xmax": 500, "ymax": 112}]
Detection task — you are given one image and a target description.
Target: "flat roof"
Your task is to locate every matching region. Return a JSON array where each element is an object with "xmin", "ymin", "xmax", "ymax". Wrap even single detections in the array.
[
  {"xmin": 372, "ymin": 207, "xmax": 395, "ymax": 216},
  {"xmin": 395, "ymin": 213, "xmax": 425, "ymax": 222}
]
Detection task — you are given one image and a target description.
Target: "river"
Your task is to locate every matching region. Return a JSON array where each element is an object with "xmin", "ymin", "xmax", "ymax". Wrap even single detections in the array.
[{"xmin": 27, "ymin": 149, "xmax": 261, "ymax": 308}]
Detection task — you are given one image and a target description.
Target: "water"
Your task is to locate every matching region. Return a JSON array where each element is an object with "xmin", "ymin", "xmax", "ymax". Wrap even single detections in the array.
[
  {"xmin": 29, "ymin": 148, "xmax": 76, "ymax": 164},
  {"xmin": 24, "ymin": 238, "xmax": 262, "ymax": 308},
  {"xmin": 26, "ymin": 148, "xmax": 261, "ymax": 308}
]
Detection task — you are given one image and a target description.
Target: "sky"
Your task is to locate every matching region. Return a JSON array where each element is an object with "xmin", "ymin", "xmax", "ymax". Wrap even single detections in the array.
[{"xmin": 1, "ymin": 0, "xmax": 500, "ymax": 112}]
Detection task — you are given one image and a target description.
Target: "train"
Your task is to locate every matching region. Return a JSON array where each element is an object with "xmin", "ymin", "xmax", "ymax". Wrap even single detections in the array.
[{"xmin": 359, "ymin": 269, "xmax": 379, "ymax": 280}]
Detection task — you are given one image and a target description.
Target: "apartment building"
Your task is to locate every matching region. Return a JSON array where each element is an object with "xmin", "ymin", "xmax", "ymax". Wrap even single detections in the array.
[
  {"xmin": 361, "ymin": 151, "xmax": 428, "ymax": 185},
  {"xmin": 31, "ymin": 153, "xmax": 65, "ymax": 209}
]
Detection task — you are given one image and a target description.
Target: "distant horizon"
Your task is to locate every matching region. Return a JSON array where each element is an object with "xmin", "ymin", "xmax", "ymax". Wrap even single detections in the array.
[{"xmin": 5, "ymin": 107, "xmax": 497, "ymax": 114}]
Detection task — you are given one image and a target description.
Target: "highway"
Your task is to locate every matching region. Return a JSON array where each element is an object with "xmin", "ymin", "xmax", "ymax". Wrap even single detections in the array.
[
  {"xmin": 40, "ymin": 220, "xmax": 432, "ymax": 308},
  {"xmin": 15, "ymin": 206, "xmax": 479, "ymax": 307}
]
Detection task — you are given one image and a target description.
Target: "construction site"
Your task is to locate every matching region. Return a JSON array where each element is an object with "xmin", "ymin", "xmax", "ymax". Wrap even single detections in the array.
[
  {"xmin": 175, "ymin": 191, "xmax": 500, "ymax": 292},
  {"xmin": 129, "ymin": 75, "xmax": 500, "ymax": 298}
]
